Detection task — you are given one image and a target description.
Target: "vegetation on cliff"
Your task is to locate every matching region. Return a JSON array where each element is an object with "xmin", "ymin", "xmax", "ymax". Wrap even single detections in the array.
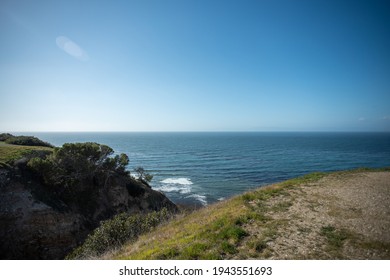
[
  {"xmin": 67, "ymin": 208, "xmax": 172, "ymax": 259},
  {"xmin": 0, "ymin": 134, "xmax": 177, "ymax": 259},
  {"xmin": 23, "ymin": 142, "xmax": 133, "ymax": 216}
]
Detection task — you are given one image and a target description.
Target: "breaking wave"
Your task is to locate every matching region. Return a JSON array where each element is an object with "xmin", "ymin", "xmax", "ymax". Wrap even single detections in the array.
[
  {"xmin": 155, "ymin": 178, "xmax": 193, "ymax": 194},
  {"xmin": 156, "ymin": 177, "xmax": 207, "ymax": 205},
  {"xmin": 186, "ymin": 194, "xmax": 208, "ymax": 206},
  {"xmin": 160, "ymin": 178, "xmax": 193, "ymax": 185}
]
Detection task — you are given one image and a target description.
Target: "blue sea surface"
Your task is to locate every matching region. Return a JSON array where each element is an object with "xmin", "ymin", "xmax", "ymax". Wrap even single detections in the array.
[{"xmin": 32, "ymin": 132, "xmax": 390, "ymax": 206}]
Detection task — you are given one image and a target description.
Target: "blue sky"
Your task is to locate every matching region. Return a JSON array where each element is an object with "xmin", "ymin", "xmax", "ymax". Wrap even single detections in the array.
[{"xmin": 1, "ymin": 0, "xmax": 389, "ymax": 132}]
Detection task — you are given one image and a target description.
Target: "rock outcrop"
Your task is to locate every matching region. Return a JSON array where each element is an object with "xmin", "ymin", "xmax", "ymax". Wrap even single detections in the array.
[{"xmin": 0, "ymin": 161, "xmax": 177, "ymax": 259}]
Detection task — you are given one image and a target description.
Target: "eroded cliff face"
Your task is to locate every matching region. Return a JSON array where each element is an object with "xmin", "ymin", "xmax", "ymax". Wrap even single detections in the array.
[{"xmin": 0, "ymin": 164, "xmax": 177, "ymax": 259}]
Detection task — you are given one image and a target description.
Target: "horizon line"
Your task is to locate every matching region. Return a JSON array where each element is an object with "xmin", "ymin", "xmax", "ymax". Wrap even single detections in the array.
[{"xmin": 4, "ymin": 130, "xmax": 390, "ymax": 134}]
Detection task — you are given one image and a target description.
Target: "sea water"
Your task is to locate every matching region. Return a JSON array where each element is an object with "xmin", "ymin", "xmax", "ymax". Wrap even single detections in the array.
[{"xmin": 31, "ymin": 132, "xmax": 390, "ymax": 206}]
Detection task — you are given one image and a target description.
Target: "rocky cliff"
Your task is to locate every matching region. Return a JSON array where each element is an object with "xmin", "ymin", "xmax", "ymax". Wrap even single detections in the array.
[{"xmin": 0, "ymin": 151, "xmax": 177, "ymax": 259}]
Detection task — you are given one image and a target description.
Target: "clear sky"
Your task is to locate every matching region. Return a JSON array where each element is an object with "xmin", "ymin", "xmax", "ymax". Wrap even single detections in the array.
[{"xmin": 1, "ymin": 0, "xmax": 389, "ymax": 132}]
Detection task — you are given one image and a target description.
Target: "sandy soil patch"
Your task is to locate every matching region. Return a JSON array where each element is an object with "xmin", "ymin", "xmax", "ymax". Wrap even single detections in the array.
[{"xmin": 244, "ymin": 172, "xmax": 390, "ymax": 259}]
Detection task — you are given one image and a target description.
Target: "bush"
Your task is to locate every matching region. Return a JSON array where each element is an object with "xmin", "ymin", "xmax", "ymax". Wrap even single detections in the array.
[
  {"xmin": 67, "ymin": 208, "xmax": 172, "ymax": 259},
  {"xmin": 0, "ymin": 133, "xmax": 14, "ymax": 141},
  {"xmin": 5, "ymin": 135, "xmax": 54, "ymax": 148},
  {"xmin": 134, "ymin": 166, "xmax": 153, "ymax": 186}
]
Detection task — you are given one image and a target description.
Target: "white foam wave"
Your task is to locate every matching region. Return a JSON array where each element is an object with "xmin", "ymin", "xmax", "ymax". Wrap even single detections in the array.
[
  {"xmin": 186, "ymin": 194, "xmax": 208, "ymax": 206},
  {"xmin": 155, "ymin": 184, "xmax": 192, "ymax": 194},
  {"xmin": 156, "ymin": 177, "xmax": 193, "ymax": 194},
  {"xmin": 160, "ymin": 178, "xmax": 193, "ymax": 185},
  {"xmin": 158, "ymin": 177, "xmax": 206, "ymax": 204}
]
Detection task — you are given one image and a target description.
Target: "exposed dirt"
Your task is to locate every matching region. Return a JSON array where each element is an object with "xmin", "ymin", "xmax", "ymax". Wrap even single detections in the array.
[{"xmin": 244, "ymin": 171, "xmax": 390, "ymax": 259}]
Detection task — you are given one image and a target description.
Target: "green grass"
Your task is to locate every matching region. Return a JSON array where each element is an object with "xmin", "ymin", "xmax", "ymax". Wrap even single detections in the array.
[
  {"xmin": 320, "ymin": 225, "xmax": 350, "ymax": 248},
  {"xmin": 112, "ymin": 173, "xmax": 310, "ymax": 260},
  {"xmin": 280, "ymin": 172, "xmax": 327, "ymax": 187},
  {"xmin": 113, "ymin": 196, "xmax": 251, "ymax": 259},
  {"xmin": 0, "ymin": 141, "xmax": 53, "ymax": 166}
]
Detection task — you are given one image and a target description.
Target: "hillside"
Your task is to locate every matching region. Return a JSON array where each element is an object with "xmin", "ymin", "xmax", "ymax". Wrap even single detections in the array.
[
  {"xmin": 0, "ymin": 137, "xmax": 177, "ymax": 259},
  {"xmin": 104, "ymin": 168, "xmax": 390, "ymax": 260}
]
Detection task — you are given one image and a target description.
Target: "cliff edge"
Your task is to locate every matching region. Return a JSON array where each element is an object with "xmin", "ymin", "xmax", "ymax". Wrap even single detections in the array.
[{"xmin": 0, "ymin": 140, "xmax": 177, "ymax": 259}]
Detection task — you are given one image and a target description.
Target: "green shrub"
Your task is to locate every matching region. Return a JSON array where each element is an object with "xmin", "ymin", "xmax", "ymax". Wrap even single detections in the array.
[
  {"xmin": 218, "ymin": 225, "xmax": 248, "ymax": 242},
  {"xmin": 28, "ymin": 142, "xmax": 130, "ymax": 190},
  {"xmin": 320, "ymin": 225, "xmax": 350, "ymax": 248},
  {"xmin": 183, "ymin": 243, "xmax": 209, "ymax": 259},
  {"xmin": 220, "ymin": 241, "xmax": 237, "ymax": 254},
  {"xmin": 27, "ymin": 142, "xmax": 132, "ymax": 214},
  {"xmin": 67, "ymin": 208, "xmax": 172, "ymax": 259},
  {"xmin": 0, "ymin": 133, "xmax": 14, "ymax": 141},
  {"xmin": 134, "ymin": 166, "xmax": 153, "ymax": 185}
]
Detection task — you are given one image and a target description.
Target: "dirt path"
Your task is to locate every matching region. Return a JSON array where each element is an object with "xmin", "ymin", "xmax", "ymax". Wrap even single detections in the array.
[{"xmin": 246, "ymin": 171, "xmax": 390, "ymax": 259}]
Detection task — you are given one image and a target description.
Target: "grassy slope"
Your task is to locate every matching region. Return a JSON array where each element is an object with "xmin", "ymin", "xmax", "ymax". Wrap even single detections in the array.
[
  {"xmin": 0, "ymin": 141, "xmax": 53, "ymax": 166},
  {"xmin": 110, "ymin": 168, "xmax": 390, "ymax": 260}
]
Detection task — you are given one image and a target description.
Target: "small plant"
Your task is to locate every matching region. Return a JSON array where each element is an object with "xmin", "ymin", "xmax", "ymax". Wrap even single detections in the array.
[
  {"xmin": 67, "ymin": 208, "xmax": 172, "ymax": 259},
  {"xmin": 250, "ymin": 239, "xmax": 268, "ymax": 253},
  {"xmin": 320, "ymin": 225, "xmax": 350, "ymax": 248},
  {"xmin": 220, "ymin": 241, "xmax": 237, "ymax": 254},
  {"xmin": 183, "ymin": 243, "xmax": 209, "ymax": 259},
  {"xmin": 271, "ymin": 200, "xmax": 293, "ymax": 212},
  {"xmin": 134, "ymin": 167, "xmax": 153, "ymax": 184},
  {"xmin": 218, "ymin": 225, "xmax": 248, "ymax": 242},
  {"xmin": 281, "ymin": 172, "xmax": 326, "ymax": 187}
]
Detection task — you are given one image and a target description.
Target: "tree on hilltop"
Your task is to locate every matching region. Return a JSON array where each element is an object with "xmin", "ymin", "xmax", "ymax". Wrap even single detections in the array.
[
  {"xmin": 28, "ymin": 142, "xmax": 130, "ymax": 191},
  {"xmin": 134, "ymin": 166, "xmax": 153, "ymax": 187}
]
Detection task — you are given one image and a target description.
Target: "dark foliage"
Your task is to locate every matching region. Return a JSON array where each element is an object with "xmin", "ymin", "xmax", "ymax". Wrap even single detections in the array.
[
  {"xmin": 27, "ymin": 142, "xmax": 130, "ymax": 212},
  {"xmin": 134, "ymin": 166, "xmax": 153, "ymax": 187},
  {"xmin": 0, "ymin": 133, "xmax": 14, "ymax": 141}
]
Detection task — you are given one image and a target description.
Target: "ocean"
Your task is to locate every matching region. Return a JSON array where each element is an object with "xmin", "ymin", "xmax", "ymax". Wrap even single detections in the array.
[{"xmin": 31, "ymin": 132, "xmax": 390, "ymax": 206}]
